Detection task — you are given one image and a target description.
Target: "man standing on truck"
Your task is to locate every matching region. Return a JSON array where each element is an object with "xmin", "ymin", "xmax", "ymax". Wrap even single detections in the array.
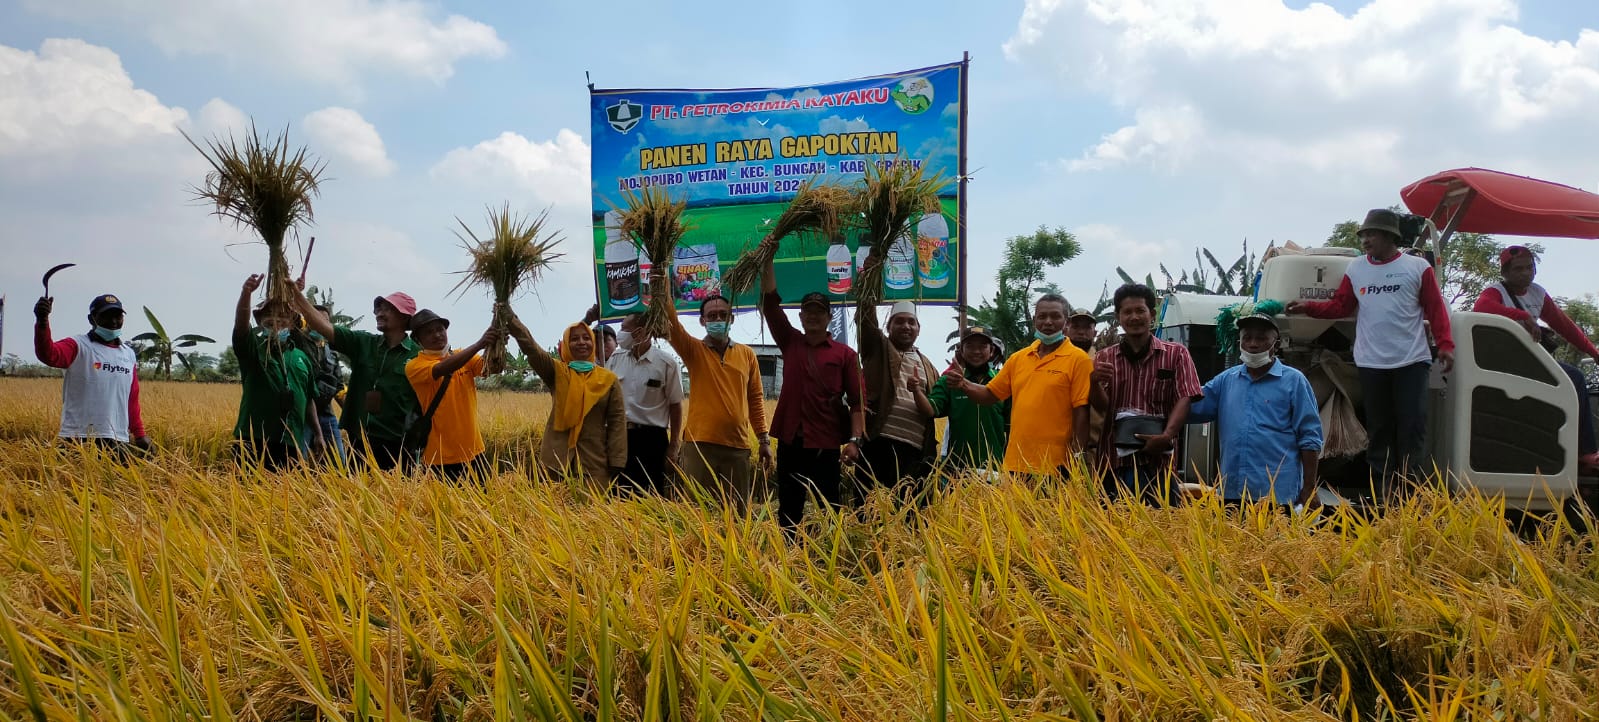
[
  {"xmin": 1286, "ymin": 208, "xmax": 1455, "ymax": 500},
  {"xmin": 1473, "ymin": 245, "xmax": 1599, "ymax": 471}
]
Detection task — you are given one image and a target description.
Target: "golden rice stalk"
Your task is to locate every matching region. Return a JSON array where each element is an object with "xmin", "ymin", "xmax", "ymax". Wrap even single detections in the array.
[
  {"xmin": 615, "ymin": 185, "xmax": 689, "ymax": 339},
  {"xmin": 183, "ymin": 123, "xmax": 325, "ymax": 306},
  {"xmin": 852, "ymin": 157, "xmax": 948, "ymax": 318},
  {"xmin": 451, "ymin": 204, "xmax": 566, "ymax": 374},
  {"xmin": 721, "ymin": 178, "xmax": 857, "ymax": 298}
]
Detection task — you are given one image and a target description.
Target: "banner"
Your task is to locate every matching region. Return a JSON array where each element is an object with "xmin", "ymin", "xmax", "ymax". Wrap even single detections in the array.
[{"xmin": 589, "ymin": 61, "xmax": 966, "ymax": 319}]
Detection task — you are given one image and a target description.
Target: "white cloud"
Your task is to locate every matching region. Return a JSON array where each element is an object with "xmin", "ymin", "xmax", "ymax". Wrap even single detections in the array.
[
  {"xmin": 818, "ymin": 115, "xmax": 871, "ymax": 134},
  {"xmin": 24, "ymin": 0, "xmax": 506, "ymax": 91},
  {"xmin": 1006, "ymin": 0, "xmax": 1599, "ymax": 182},
  {"xmin": 429, "ymin": 129, "xmax": 592, "ymax": 209},
  {"xmin": 195, "ymin": 98, "xmax": 249, "ymax": 138},
  {"xmin": 303, "ymin": 107, "xmax": 395, "ymax": 177},
  {"xmin": 0, "ymin": 38, "xmax": 188, "ymax": 158}
]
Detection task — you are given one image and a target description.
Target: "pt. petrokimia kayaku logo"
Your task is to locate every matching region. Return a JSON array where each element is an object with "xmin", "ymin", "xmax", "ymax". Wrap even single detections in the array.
[{"xmin": 607, "ymin": 100, "xmax": 642, "ymax": 134}]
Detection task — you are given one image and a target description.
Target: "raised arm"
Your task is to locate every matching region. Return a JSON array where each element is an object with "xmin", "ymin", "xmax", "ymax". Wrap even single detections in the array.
[
  {"xmin": 433, "ymin": 325, "xmax": 502, "ymax": 379},
  {"xmin": 506, "ymin": 309, "xmax": 557, "ymax": 380},
  {"xmin": 234, "ymin": 274, "xmax": 262, "ymax": 338},
  {"xmin": 32, "ymin": 297, "xmax": 77, "ymax": 369},
  {"xmin": 1286, "ymin": 276, "xmax": 1358, "ymax": 319},
  {"xmin": 291, "ymin": 284, "xmax": 335, "ymax": 341},
  {"xmin": 759, "ymin": 250, "xmax": 795, "ymax": 347}
]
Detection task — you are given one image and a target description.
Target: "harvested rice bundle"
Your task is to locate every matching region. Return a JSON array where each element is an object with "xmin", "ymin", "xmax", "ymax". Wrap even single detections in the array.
[
  {"xmin": 616, "ymin": 185, "xmax": 690, "ymax": 339},
  {"xmin": 720, "ymin": 178, "xmax": 856, "ymax": 297},
  {"xmin": 851, "ymin": 158, "xmax": 949, "ymax": 322},
  {"xmin": 184, "ymin": 123, "xmax": 325, "ymax": 307},
  {"xmin": 451, "ymin": 204, "xmax": 565, "ymax": 374}
]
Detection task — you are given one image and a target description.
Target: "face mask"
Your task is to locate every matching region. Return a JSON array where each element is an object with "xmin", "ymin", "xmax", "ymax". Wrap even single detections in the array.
[
  {"xmin": 275, "ymin": 329, "xmax": 292, "ymax": 343},
  {"xmin": 615, "ymin": 328, "xmax": 635, "ymax": 350},
  {"xmin": 568, "ymin": 360, "xmax": 595, "ymax": 373},
  {"xmin": 92, "ymin": 326, "xmax": 121, "ymax": 342},
  {"xmin": 706, "ymin": 321, "xmax": 730, "ymax": 339},
  {"xmin": 1034, "ymin": 329, "xmax": 1065, "ymax": 345},
  {"xmin": 1240, "ymin": 348, "xmax": 1274, "ymax": 369}
]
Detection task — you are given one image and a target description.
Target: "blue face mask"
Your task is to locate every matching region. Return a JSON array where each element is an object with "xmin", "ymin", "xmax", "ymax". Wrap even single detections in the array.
[
  {"xmin": 706, "ymin": 321, "xmax": 730, "ymax": 339},
  {"xmin": 275, "ymin": 329, "xmax": 291, "ymax": 343},
  {"xmin": 1034, "ymin": 329, "xmax": 1066, "ymax": 345},
  {"xmin": 92, "ymin": 326, "xmax": 121, "ymax": 342},
  {"xmin": 568, "ymin": 360, "xmax": 595, "ymax": 373}
]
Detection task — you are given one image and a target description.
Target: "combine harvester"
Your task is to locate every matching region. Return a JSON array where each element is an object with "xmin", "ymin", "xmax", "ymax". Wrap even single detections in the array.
[{"xmin": 1162, "ymin": 168, "xmax": 1599, "ymax": 521}]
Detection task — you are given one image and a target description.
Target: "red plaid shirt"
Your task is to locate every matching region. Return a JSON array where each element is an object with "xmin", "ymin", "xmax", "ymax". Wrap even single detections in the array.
[{"xmin": 1095, "ymin": 336, "xmax": 1202, "ymax": 468}]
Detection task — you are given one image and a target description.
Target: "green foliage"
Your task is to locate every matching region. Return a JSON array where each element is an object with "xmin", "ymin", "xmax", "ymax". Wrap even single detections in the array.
[
  {"xmin": 130, "ymin": 306, "xmax": 216, "ymax": 380},
  {"xmin": 217, "ymin": 347, "xmax": 240, "ymax": 381},
  {"xmin": 1159, "ymin": 242, "xmax": 1257, "ymax": 297},
  {"xmin": 304, "ymin": 285, "xmax": 364, "ymax": 328},
  {"xmin": 957, "ymin": 226, "xmax": 1081, "ymax": 354},
  {"xmin": 1551, "ymin": 294, "xmax": 1599, "ymax": 367}
]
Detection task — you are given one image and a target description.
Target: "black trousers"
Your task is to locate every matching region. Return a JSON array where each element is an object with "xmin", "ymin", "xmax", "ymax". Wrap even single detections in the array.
[
  {"xmin": 430, "ymin": 454, "xmax": 490, "ymax": 484},
  {"xmin": 856, "ymin": 437, "xmax": 929, "ymax": 504},
  {"xmin": 238, "ymin": 440, "xmax": 294, "ymax": 471},
  {"xmin": 1101, "ymin": 460, "xmax": 1178, "ymax": 506},
  {"xmin": 619, "ymin": 425, "xmax": 671, "ymax": 495},
  {"xmin": 351, "ymin": 433, "xmax": 408, "ymax": 472},
  {"xmin": 1358, "ymin": 362, "xmax": 1431, "ymax": 497},
  {"xmin": 776, "ymin": 440, "xmax": 843, "ymax": 537}
]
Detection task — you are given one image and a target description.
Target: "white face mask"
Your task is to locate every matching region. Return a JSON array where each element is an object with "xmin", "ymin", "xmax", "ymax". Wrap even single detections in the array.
[
  {"xmin": 1240, "ymin": 348, "xmax": 1274, "ymax": 369},
  {"xmin": 615, "ymin": 327, "xmax": 634, "ymax": 352}
]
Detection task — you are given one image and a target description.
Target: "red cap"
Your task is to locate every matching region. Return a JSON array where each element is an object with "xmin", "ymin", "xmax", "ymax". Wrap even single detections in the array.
[
  {"xmin": 1498, "ymin": 245, "xmax": 1534, "ymax": 268},
  {"xmin": 375, "ymin": 292, "xmax": 417, "ymax": 317}
]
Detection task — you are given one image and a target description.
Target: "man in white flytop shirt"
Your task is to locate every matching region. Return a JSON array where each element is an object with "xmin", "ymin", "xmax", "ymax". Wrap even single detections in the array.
[
  {"xmin": 33, "ymin": 292, "xmax": 152, "ymax": 451},
  {"xmin": 1287, "ymin": 209, "xmax": 1454, "ymax": 499}
]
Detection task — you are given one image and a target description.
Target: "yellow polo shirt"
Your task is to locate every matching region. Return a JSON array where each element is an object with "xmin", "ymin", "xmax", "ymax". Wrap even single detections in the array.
[
  {"xmin": 666, "ymin": 321, "xmax": 768, "ymax": 450},
  {"xmin": 405, "ymin": 352, "xmax": 486, "ymax": 466},
  {"xmin": 987, "ymin": 340, "xmax": 1093, "ymax": 473}
]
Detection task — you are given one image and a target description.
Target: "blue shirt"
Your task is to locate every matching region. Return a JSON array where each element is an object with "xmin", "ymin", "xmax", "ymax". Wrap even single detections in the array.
[{"xmin": 1187, "ymin": 361, "xmax": 1323, "ymax": 504}]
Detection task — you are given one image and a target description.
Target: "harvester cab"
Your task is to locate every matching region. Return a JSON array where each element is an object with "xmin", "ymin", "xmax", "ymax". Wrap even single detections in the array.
[{"xmin": 1171, "ymin": 168, "xmax": 1599, "ymax": 516}]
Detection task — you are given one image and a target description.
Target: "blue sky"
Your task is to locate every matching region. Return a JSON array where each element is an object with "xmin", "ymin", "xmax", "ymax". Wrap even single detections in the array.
[{"xmin": 2, "ymin": 0, "xmax": 1597, "ymax": 365}]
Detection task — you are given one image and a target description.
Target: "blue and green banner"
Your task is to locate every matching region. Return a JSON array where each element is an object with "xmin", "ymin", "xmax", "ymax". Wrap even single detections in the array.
[{"xmin": 589, "ymin": 61, "xmax": 966, "ymax": 319}]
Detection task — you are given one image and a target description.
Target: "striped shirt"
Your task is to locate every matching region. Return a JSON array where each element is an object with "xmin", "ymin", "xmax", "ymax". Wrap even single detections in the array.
[
  {"xmin": 1095, "ymin": 336, "xmax": 1202, "ymax": 468},
  {"xmin": 879, "ymin": 352, "xmax": 929, "ymax": 448}
]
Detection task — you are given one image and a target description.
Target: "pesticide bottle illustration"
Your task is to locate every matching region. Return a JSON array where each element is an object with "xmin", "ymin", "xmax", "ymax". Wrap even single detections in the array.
[
  {"xmin": 826, "ymin": 236, "xmax": 853, "ymax": 294},
  {"xmin": 885, "ymin": 231, "xmax": 916, "ymax": 291},
  {"xmin": 603, "ymin": 210, "xmax": 641, "ymax": 311},
  {"xmin": 916, "ymin": 212, "xmax": 951, "ymax": 290}
]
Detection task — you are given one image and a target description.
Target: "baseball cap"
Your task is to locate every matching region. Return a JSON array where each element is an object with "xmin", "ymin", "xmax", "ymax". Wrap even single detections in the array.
[
  {"xmin": 1236, "ymin": 312, "xmax": 1279, "ymax": 332},
  {"xmin": 799, "ymin": 291, "xmax": 831, "ymax": 311},
  {"xmin": 961, "ymin": 325, "xmax": 996, "ymax": 342},
  {"xmin": 88, "ymin": 294, "xmax": 124, "ymax": 316},
  {"xmin": 374, "ymin": 292, "xmax": 418, "ymax": 317},
  {"xmin": 408, "ymin": 309, "xmax": 450, "ymax": 332},
  {"xmin": 1068, "ymin": 308, "xmax": 1096, "ymax": 322}
]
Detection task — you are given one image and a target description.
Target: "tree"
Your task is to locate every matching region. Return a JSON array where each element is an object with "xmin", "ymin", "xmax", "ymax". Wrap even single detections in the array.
[
  {"xmin": 131, "ymin": 306, "xmax": 216, "ymax": 380},
  {"xmin": 1550, "ymin": 294, "xmax": 1599, "ymax": 370},
  {"xmin": 305, "ymin": 285, "xmax": 364, "ymax": 327},
  {"xmin": 1158, "ymin": 242, "xmax": 1257, "ymax": 297},
  {"xmin": 1325, "ymin": 206, "xmax": 1541, "ymax": 310},
  {"xmin": 956, "ymin": 226, "xmax": 1082, "ymax": 355},
  {"xmin": 218, "ymin": 347, "xmax": 240, "ymax": 380}
]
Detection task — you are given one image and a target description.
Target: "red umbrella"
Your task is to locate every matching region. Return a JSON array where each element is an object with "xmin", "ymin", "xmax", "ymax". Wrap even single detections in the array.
[{"xmin": 1401, "ymin": 167, "xmax": 1599, "ymax": 240}]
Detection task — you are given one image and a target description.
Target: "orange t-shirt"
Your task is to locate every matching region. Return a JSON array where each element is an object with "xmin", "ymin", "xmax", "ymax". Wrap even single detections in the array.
[
  {"xmin": 666, "ymin": 319, "xmax": 767, "ymax": 450},
  {"xmin": 405, "ymin": 352, "xmax": 486, "ymax": 465},
  {"xmin": 987, "ymin": 341, "xmax": 1093, "ymax": 473}
]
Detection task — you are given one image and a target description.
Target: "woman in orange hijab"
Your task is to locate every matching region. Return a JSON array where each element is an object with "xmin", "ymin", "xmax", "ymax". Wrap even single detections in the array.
[{"xmin": 506, "ymin": 310, "xmax": 627, "ymax": 488}]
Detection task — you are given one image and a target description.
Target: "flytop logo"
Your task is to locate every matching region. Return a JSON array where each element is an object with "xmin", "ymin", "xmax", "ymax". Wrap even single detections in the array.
[
  {"xmin": 92, "ymin": 361, "xmax": 132, "ymax": 374},
  {"xmin": 1359, "ymin": 284, "xmax": 1403, "ymax": 296}
]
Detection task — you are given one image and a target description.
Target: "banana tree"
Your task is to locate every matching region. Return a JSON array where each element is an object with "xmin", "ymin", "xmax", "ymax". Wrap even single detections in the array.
[{"xmin": 131, "ymin": 306, "xmax": 216, "ymax": 379}]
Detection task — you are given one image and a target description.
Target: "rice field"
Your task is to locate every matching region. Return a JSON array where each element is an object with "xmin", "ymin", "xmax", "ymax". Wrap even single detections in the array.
[{"xmin": 2, "ymin": 376, "xmax": 1597, "ymax": 720}]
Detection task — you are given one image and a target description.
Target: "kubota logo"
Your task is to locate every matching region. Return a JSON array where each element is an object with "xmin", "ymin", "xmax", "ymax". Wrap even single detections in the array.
[{"xmin": 1359, "ymin": 284, "xmax": 1402, "ymax": 296}]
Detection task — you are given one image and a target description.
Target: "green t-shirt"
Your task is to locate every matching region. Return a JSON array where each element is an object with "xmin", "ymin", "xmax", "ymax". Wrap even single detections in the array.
[
  {"xmin": 233, "ymin": 328, "xmax": 316, "ymax": 447},
  {"xmin": 332, "ymin": 326, "xmax": 421, "ymax": 442},
  {"xmin": 927, "ymin": 364, "xmax": 1011, "ymax": 470}
]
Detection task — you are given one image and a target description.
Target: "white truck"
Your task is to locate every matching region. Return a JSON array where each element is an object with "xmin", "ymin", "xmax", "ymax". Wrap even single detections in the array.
[{"xmin": 1162, "ymin": 168, "xmax": 1599, "ymax": 518}]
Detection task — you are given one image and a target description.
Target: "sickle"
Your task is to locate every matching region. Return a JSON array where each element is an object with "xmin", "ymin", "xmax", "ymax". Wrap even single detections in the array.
[{"xmin": 42, "ymin": 263, "xmax": 76, "ymax": 297}]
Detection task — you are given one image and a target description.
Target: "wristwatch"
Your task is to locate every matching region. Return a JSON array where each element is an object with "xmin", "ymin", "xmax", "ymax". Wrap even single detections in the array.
[{"xmin": 846, "ymin": 436, "xmax": 867, "ymax": 447}]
